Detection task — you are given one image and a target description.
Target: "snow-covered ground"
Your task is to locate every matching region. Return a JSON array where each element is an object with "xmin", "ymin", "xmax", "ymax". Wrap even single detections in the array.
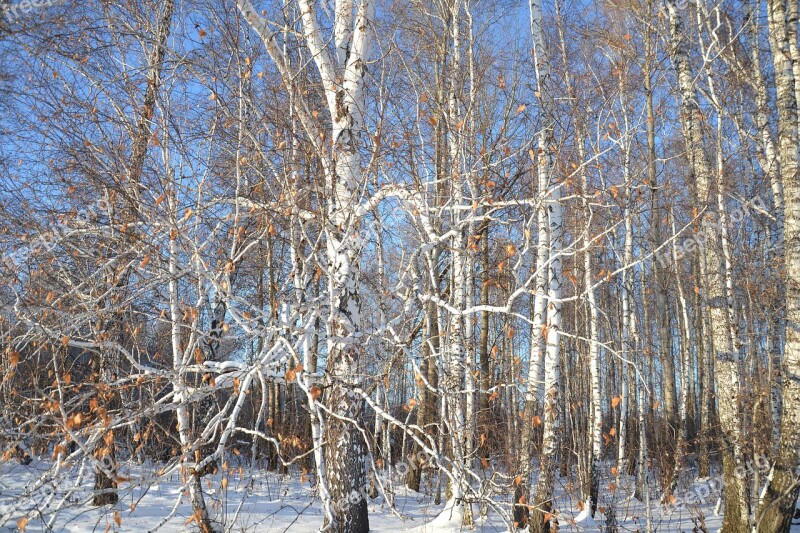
[{"xmin": 0, "ymin": 459, "xmax": 797, "ymax": 532}]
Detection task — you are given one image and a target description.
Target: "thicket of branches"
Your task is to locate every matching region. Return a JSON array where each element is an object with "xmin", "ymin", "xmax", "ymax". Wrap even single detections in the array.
[{"xmin": 0, "ymin": 0, "xmax": 798, "ymax": 531}]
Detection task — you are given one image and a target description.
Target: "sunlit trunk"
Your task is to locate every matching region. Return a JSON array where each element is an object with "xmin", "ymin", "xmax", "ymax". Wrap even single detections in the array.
[
  {"xmin": 664, "ymin": 0, "xmax": 749, "ymax": 528},
  {"xmin": 756, "ymin": 0, "xmax": 800, "ymax": 529}
]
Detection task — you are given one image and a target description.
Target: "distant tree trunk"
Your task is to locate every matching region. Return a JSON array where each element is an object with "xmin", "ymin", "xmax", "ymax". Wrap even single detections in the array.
[
  {"xmin": 637, "ymin": 11, "xmax": 657, "ymax": 503},
  {"xmin": 665, "ymin": 211, "xmax": 693, "ymax": 501},
  {"xmin": 478, "ymin": 218, "xmax": 491, "ymax": 462}
]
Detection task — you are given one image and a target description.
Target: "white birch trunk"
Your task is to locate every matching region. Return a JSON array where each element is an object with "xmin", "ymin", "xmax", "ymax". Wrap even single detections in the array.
[
  {"xmin": 618, "ymin": 190, "xmax": 633, "ymax": 483},
  {"xmin": 743, "ymin": 8, "xmax": 786, "ymax": 438},
  {"xmin": 757, "ymin": 0, "xmax": 800, "ymax": 529},
  {"xmin": 528, "ymin": 1, "xmax": 562, "ymax": 529},
  {"xmin": 237, "ymin": 1, "xmax": 376, "ymax": 530},
  {"xmin": 585, "ymin": 214, "xmax": 602, "ymax": 518},
  {"xmin": 664, "ymin": 0, "xmax": 750, "ymax": 528},
  {"xmin": 516, "ymin": 115, "xmax": 551, "ymax": 530},
  {"xmin": 618, "ymin": 105, "xmax": 634, "ymax": 486},
  {"xmin": 664, "ymin": 211, "xmax": 693, "ymax": 501},
  {"xmin": 168, "ymin": 195, "xmax": 215, "ymax": 532},
  {"xmin": 443, "ymin": 2, "xmax": 473, "ymax": 525}
]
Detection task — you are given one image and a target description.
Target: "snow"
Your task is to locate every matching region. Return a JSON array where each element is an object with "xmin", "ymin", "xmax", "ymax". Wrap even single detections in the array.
[
  {"xmin": 571, "ymin": 501, "xmax": 595, "ymax": 528},
  {"xmin": 407, "ymin": 499, "xmax": 465, "ymax": 532},
  {"xmin": 1, "ymin": 459, "xmax": 798, "ymax": 532}
]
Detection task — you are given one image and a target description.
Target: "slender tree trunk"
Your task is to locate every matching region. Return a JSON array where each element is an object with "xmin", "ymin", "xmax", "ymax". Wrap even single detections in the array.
[
  {"xmin": 90, "ymin": 0, "xmax": 176, "ymax": 507},
  {"xmin": 577, "ymin": 115, "xmax": 601, "ymax": 520},
  {"xmin": 517, "ymin": 1, "xmax": 560, "ymax": 529},
  {"xmin": 516, "ymin": 127, "xmax": 550, "ymax": 531},
  {"xmin": 618, "ymin": 100, "xmax": 635, "ymax": 485},
  {"xmin": 636, "ymin": 8, "xmax": 657, "ymax": 506},
  {"xmin": 742, "ymin": 1, "xmax": 787, "ymax": 448},
  {"xmin": 585, "ymin": 214, "xmax": 602, "ymax": 518},
  {"xmin": 664, "ymin": 211, "xmax": 693, "ymax": 501},
  {"xmin": 168, "ymin": 193, "xmax": 215, "ymax": 532},
  {"xmin": 643, "ymin": 1, "xmax": 678, "ymax": 475},
  {"xmin": 478, "ymin": 219, "xmax": 491, "ymax": 462},
  {"xmin": 554, "ymin": 6, "xmax": 603, "ymax": 513},
  {"xmin": 528, "ymin": 1, "xmax": 563, "ymax": 529}
]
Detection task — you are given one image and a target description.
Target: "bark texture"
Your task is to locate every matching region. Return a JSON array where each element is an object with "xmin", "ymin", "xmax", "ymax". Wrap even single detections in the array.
[
  {"xmin": 757, "ymin": 0, "xmax": 800, "ymax": 530},
  {"xmin": 664, "ymin": 0, "xmax": 750, "ymax": 529}
]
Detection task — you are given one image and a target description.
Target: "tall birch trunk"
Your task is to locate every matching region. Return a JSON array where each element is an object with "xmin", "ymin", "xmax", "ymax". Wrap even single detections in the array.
[
  {"xmin": 443, "ymin": 1, "xmax": 473, "ymax": 524},
  {"xmin": 320, "ymin": 2, "xmax": 374, "ymax": 530},
  {"xmin": 584, "ymin": 200, "xmax": 602, "ymax": 518},
  {"xmin": 664, "ymin": 0, "xmax": 750, "ymax": 529},
  {"xmin": 618, "ymin": 172, "xmax": 633, "ymax": 482},
  {"xmin": 515, "ymin": 136, "xmax": 550, "ymax": 530},
  {"xmin": 554, "ymin": 5, "xmax": 604, "ymax": 514},
  {"xmin": 527, "ymin": 1, "xmax": 562, "ymax": 530},
  {"xmin": 664, "ymin": 211, "xmax": 693, "ymax": 501},
  {"xmin": 478, "ymin": 218, "xmax": 491, "ymax": 462},
  {"xmin": 637, "ymin": 14, "xmax": 657, "ymax": 504},
  {"xmin": 742, "ymin": 2, "xmax": 786, "ymax": 445},
  {"xmin": 756, "ymin": 0, "xmax": 800, "ymax": 529},
  {"xmin": 516, "ymin": 0, "xmax": 558, "ymax": 528},
  {"xmin": 237, "ymin": 1, "xmax": 376, "ymax": 530},
  {"xmin": 644, "ymin": 0, "xmax": 678, "ymax": 472},
  {"xmin": 617, "ymin": 86, "xmax": 634, "ymax": 486}
]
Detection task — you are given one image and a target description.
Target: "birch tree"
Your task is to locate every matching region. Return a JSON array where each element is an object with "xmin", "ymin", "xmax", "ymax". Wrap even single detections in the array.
[
  {"xmin": 756, "ymin": 0, "xmax": 800, "ymax": 529},
  {"xmin": 2, "ymin": 0, "xmax": 800, "ymax": 531},
  {"xmin": 234, "ymin": 1, "xmax": 378, "ymax": 530},
  {"xmin": 526, "ymin": 0, "xmax": 564, "ymax": 530},
  {"xmin": 664, "ymin": 0, "xmax": 750, "ymax": 528}
]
